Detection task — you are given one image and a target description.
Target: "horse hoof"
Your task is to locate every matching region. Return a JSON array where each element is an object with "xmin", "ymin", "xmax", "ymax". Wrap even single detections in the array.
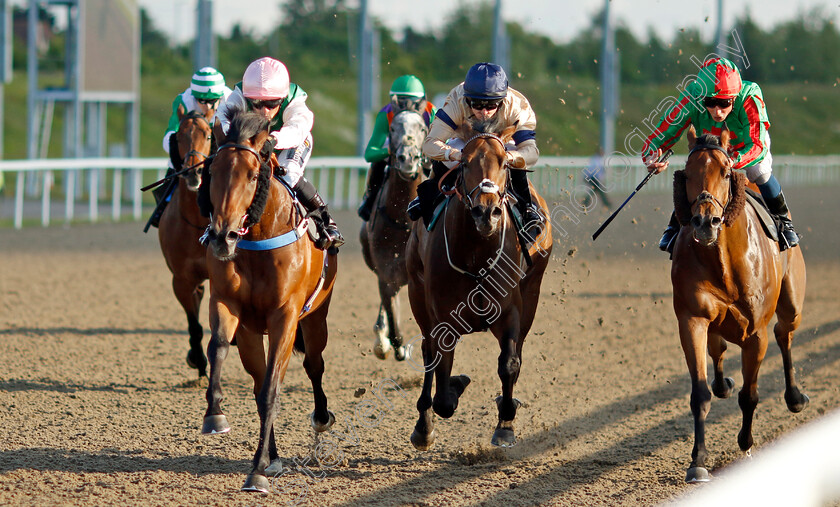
[
  {"xmin": 450, "ymin": 375, "xmax": 471, "ymax": 396},
  {"xmin": 310, "ymin": 410, "xmax": 336, "ymax": 433},
  {"xmin": 265, "ymin": 459, "xmax": 285, "ymax": 475},
  {"xmin": 685, "ymin": 467, "xmax": 711, "ymax": 483},
  {"xmin": 373, "ymin": 338, "xmax": 391, "ymax": 360},
  {"xmin": 491, "ymin": 427, "xmax": 516, "ymax": 448},
  {"xmin": 410, "ymin": 428, "xmax": 436, "ymax": 451},
  {"xmin": 713, "ymin": 377, "xmax": 735, "ymax": 398},
  {"xmin": 786, "ymin": 392, "xmax": 809, "ymax": 413},
  {"xmin": 394, "ymin": 345, "xmax": 408, "ymax": 361},
  {"xmin": 201, "ymin": 414, "xmax": 230, "ymax": 435},
  {"xmin": 744, "ymin": 447, "xmax": 753, "ymax": 459},
  {"xmin": 241, "ymin": 473, "xmax": 270, "ymax": 493}
]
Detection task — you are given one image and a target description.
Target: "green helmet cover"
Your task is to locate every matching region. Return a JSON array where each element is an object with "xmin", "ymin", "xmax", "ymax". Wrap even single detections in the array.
[
  {"xmin": 389, "ymin": 75, "xmax": 425, "ymax": 98},
  {"xmin": 191, "ymin": 67, "xmax": 226, "ymax": 100}
]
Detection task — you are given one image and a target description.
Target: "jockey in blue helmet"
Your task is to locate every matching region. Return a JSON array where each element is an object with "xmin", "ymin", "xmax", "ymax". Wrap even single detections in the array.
[{"xmin": 410, "ymin": 62, "xmax": 544, "ymax": 240}]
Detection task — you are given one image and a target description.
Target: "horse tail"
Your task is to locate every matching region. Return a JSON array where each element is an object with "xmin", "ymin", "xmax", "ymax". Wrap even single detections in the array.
[{"xmin": 294, "ymin": 323, "xmax": 306, "ymax": 353}]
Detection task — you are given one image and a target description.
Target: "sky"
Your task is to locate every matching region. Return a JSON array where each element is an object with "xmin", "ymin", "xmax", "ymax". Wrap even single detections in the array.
[{"xmin": 133, "ymin": 0, "xmax": 839, "ymax": 45}]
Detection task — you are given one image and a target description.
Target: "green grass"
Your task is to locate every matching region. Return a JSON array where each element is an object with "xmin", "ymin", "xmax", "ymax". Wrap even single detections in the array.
[{"xmin": 2, "ymin": 71, "xmax": 838, "ymax": 164}]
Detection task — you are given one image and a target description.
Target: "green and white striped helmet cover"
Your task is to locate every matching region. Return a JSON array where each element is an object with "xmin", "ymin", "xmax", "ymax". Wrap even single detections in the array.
[{"xmin": 191, "ymin": 67, "xmax": 225, "ymax": 100}]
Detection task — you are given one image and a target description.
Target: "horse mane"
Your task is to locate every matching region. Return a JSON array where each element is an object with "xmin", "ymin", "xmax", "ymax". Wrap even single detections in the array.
[
  {"xmin": 197, "ymin": 104, "xmax": 273, "ymax": 223},
  {"xmin": 695, "ymin": 133, "xmax": 721, "ymax": 148},
  {"xmin": 673, "ymin": 167, "xmax": 747, "ymax": 227},
  {"xmin": 222, "ymin": 104, "xmax": 271, "ymax": 144}
]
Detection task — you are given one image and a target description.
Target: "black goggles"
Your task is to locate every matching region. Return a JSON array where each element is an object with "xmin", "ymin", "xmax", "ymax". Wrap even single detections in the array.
[
  {"xmin": 249, "ymin": 98, "xmax": 283, "ymax": 110},
  {"xmin": 196, "ymin": 98, "xmax": 219, "ymax": 106},
  {"xmin": 393, "ymin": 95, "xmax": 423, "ymax": 110},
  {"xmin": 467, "ymin": 98, "xmax": 502, "ymax": 111},
  {"xmin": 703, "ymin": 97, "xmax": 734, "ymax": 109}
]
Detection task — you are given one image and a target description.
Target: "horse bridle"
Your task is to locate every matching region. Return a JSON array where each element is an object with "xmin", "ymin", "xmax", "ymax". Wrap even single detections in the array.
[
  {"xmin": 454, "ymin": 132, "xmax": 509, "ymax": 209},
  {"xmin": 687, "ymin": 143, "xmax": 733, "ymax": 216},
  {"xmin": 388, "ymin": 111, "xmax": 428, "ymax": 182},
  {"xmin": 211, "ymin": 142, "xmax": 272, "ymax": 236},
  {"xmin": 178, "ymin": 114, "xmax": 214, "ymax": 172}
]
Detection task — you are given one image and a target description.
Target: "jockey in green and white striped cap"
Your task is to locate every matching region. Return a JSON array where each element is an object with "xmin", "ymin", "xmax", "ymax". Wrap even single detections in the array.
[{"xmin": 190, "ymin": 67, "xmax": 226, "ymax": 100}]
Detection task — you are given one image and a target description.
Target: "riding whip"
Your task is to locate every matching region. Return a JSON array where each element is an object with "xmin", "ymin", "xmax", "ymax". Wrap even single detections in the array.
[{"xmin": 591, "ymin": 149, "xmax": 674, "ymax": 241}]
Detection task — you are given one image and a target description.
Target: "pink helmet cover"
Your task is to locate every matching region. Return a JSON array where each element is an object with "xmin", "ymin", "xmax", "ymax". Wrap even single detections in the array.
[{"xmin": 242, "ymin": 57, "xmax": 290, "ymax": 100}]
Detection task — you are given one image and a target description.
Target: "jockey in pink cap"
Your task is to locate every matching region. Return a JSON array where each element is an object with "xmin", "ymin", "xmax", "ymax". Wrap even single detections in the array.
[{"xmin": 214, "ymin": 57, "xmax": 344, "ymax": 250}]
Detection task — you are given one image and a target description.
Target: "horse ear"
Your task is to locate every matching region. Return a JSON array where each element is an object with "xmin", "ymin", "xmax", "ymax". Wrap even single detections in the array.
[
  {"xmin": 686, "ymin": 125, "xmax": 697, "ymax": 149},
  {"xmin": 501, "ymin": 125, "xmax": 517, "ymax": 144},
  {"xmin": 177, "ymin": 104, "xmax": 186, "ymax": 121},
  {"xmin": 720, "ymin": 128, "xmax": 731, "ymax": 151}
]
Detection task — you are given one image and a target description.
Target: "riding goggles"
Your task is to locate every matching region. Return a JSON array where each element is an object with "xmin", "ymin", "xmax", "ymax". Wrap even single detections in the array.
[
  {"xmin": 467, "ymin": 98, "xmax": 503, "ymax": 111},
  {"xmin": 249, "ymin": 98, "xmax": 283, "ymax": 110},
  {"xmin": 703, "ymin": 97, "xmax": 734, "ymax": 109},
  {"xmin": 196, "ymin": 98, "xmax": 220, "ymax": 107},
  {"xmin": 392, "ymin": 95, "xmax": 423, "ymax": 111}
]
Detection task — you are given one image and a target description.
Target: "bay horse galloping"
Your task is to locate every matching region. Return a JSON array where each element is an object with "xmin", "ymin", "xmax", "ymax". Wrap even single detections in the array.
[
  {"xmin": 360, "ymin": 110, "xmax": 429, "ymax": 361},
  {"xmin": 671, "ymin": 127, "xmax": 808, "ymax": 483},
  {"xmin": 405, "ymin": 122, "xmax": 553, "ymax": 450},
  {"xmin": 158, "ymin": 107, "xmax": 214, "ymax": 377},
  {"xmin": 199, "ymin": 105, "xmax": 337, "ymax": 492}
]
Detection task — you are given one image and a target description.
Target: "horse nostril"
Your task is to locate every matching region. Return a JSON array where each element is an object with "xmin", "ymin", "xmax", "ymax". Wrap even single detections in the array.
[
  {"xmin": 226, "ymin": 231, "xmax": 239, "ymax": 242},
  {"xmin": 471, "ymin": 206, "xmax": 485, "ymax": 220},
  {"xmin": 398, "ymin": 155, "xmax": 406, "ymax": 163},
  {"xmin": 691, "ymin": 216, "xmax": 703, "ymax": 227},
  {"xmin": 491, "ymin": 206, "xmax": 503, "ymax": 218},
  {"xmin": 711, "ymin": 216, "xmax": 722, "ymax": 227}
]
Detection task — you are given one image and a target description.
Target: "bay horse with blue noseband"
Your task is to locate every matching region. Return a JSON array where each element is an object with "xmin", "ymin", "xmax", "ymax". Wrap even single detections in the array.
[
  {"xmin": 360, "ymin": 110, "xmax": 429, "ymax": 361},
  {"xmin": 405, "ymin": 122, "xmax": 553, "ymax": 450},
  {"xmin": 671, "ymin": 126, "xmax": 808, "ymax": 483},
  {"xmin": 199, "ymin": 105, "xmax": 337, "ymax": 493},
  {"xmin": 158, "ymin": 107, "xmax": 215, "ymax": 377}
]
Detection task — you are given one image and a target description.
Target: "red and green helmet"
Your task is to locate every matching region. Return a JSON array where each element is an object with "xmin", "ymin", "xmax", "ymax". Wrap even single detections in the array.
[{"xmin": 695, "ymin": 58, "xmax": 743, "ymax": 99}]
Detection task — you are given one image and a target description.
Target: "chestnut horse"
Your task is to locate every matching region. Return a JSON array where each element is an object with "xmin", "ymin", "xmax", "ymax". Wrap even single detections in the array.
[
  {"xmin": 671, "ymin": 127, "xmax": 808, "ymax": 483},
  {"xmin": 199, "ymin": 106, "xmax": 337, "ymax": 492},
  {"xmin": 360, "ymin": 110, "xmax": 429, "ymax": 361},
  {"xmin": 405, "ymin": 122, "xmax": 553, "ymax": 450},
  {"xmin": 158, "ymin": 107, "xmax": 214, "ymax": 377}
]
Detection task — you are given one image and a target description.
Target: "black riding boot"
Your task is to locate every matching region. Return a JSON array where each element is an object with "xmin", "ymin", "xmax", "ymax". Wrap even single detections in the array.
[
  {"xmin": 358, "ymin": 160, "xmax": 387, "ymax": 221},
  {"xmin": 764, "ymin": 191, "xmax": 800, "ymax": 250},
  {"xmin": 407, "ymin": 161, "xmax": 447, "ymax": 223},
  {"xmin": 659, "ymin": 211, "xmax": 680, "ymax": 253},
  {"xmin": 146, "ymin": 167, "xmax": 177, "ymax": 230},
  {"xmin": 511, "ymin": 170, "xmax": 544, "ymax": 241},
  {"xmin": 295, "ymin": 177, "xmax": 345, "ymax": 250}
]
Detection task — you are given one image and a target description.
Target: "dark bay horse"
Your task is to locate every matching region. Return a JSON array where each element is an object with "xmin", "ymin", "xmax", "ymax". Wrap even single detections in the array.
[
  {"xmin": 199, "ymin": 106, "xmax": 338, "ymax": 492},
  {"xmin": 158, "ymin": 107, "xmax": 214, "ymax": 377},
  {"xmin": 360, "ymin": 110, "xmax": 429, "ymax": 361},
  {"xmin": 671, "ymin": 127, "xmax": 808, "ymax": 483},
  {"xmin": 404, "ymin": 123, "xmax": 553, "ymax": 450}
]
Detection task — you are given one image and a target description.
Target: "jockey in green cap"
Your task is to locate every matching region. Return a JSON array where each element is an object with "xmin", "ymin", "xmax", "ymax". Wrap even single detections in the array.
[
  {"xmin": 149, "ymin": 67, "xmax": 232, "ymax": 229},
  {"xmin": 643, "ymin": 57, "xmax": 800, "ymax": 252},
  {"xmin": 357, "ymin": 74, "xmax": 436, "ymax": 221}
]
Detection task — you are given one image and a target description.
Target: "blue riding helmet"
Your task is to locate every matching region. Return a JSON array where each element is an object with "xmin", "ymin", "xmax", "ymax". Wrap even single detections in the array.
[{"xmin": 463, "ymin": 62, "xmax": 508, "ymax": 100}]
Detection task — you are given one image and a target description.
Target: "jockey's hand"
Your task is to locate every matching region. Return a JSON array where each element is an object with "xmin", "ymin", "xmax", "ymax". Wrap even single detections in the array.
[
  {"xmin": 505, "ymin": 150, "xmax": 527, "ymax": 170},
  {"xmin": 447, "ymin": 149, "xmax": 462, "ymax": 162},
  {"xmin": 644, "ymin": 148, "xmax": 669, "ymax": 174}
]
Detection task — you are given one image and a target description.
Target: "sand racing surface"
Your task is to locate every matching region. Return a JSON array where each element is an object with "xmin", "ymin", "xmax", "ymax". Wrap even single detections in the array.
[{"xmin": 1, "ymin": 186, "xmax": 839, "ymax": 506}]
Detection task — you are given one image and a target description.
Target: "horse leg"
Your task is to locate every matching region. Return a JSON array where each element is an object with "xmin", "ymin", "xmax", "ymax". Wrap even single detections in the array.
[
  {"xmin": 678, "ymin": 315, "xmax": 713, "ymax": 483},
  {"xmin": 202, "ymin": 298, "xmax": 239, "ymax": 435},
  {"xmin": 410, "ymin": 332, "xmax": 439, "ymax": 451},
  {"xmin": 372, "ymin": 304, "xmax": 392, "ymax": 360},
  {"xmin": 432, "ymin": 345, "xmax": 469, "ymax": 419},
  {"xmin": 380, "ymin": 281, "xmax": 407, "ymax": 361},
  {"xmin": 299, "ymin": 297, "xmax": 336, "ymax": 433},
  {"xmin": 492, "ymin": 318, "xmax": 522, "ymax": 448},
  {"xmin": 242, "ymin": 309, "xmax": 298, "ymax": 493},
  {"xmin": 708, "ymin": 333, "xmax": 735, "ymax": 398},
  {"xmin": 233, "ymin": 326, "xmax": 283, "ymax": 471},
  {"xmin": 775, "ymin": 255, "xmax": 809, "ymax": 413},
  {"xmin": 173, "ymin": 275, "xmax": 207, "ymax": 377},
  {"xmin": 737, "ymin": 333, "xmax": 768, "ymax": 455}
]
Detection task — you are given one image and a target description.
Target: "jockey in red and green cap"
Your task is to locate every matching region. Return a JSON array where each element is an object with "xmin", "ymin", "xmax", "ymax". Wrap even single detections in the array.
[
  {"xmin": 643, "ymin": 57, "xmax": 800, "ymax": 252},
  {"xmin": 357, "ymin": 75, "xmax": 437, "ymax": 221}
]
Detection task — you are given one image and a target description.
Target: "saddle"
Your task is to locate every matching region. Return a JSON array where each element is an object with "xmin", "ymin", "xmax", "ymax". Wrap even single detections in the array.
[{"xmin": 744, "ymin": 188, "xmax": 779, "ymax": 244}]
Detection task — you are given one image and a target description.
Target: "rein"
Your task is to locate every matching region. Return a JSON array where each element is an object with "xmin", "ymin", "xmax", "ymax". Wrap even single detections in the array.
[{"xmin": 215, "ymin": 142, "xmax": 272, "ymax": 235}]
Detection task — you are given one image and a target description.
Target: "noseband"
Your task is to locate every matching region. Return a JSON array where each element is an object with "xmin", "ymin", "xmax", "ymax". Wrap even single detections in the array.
[
  {"xmin": 210, "ymin": 142, "xmax": 272, "ymax": 236},
  {"xmin": 452, "ymin": 132, "xmax": 509, "ymax": 208}
]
